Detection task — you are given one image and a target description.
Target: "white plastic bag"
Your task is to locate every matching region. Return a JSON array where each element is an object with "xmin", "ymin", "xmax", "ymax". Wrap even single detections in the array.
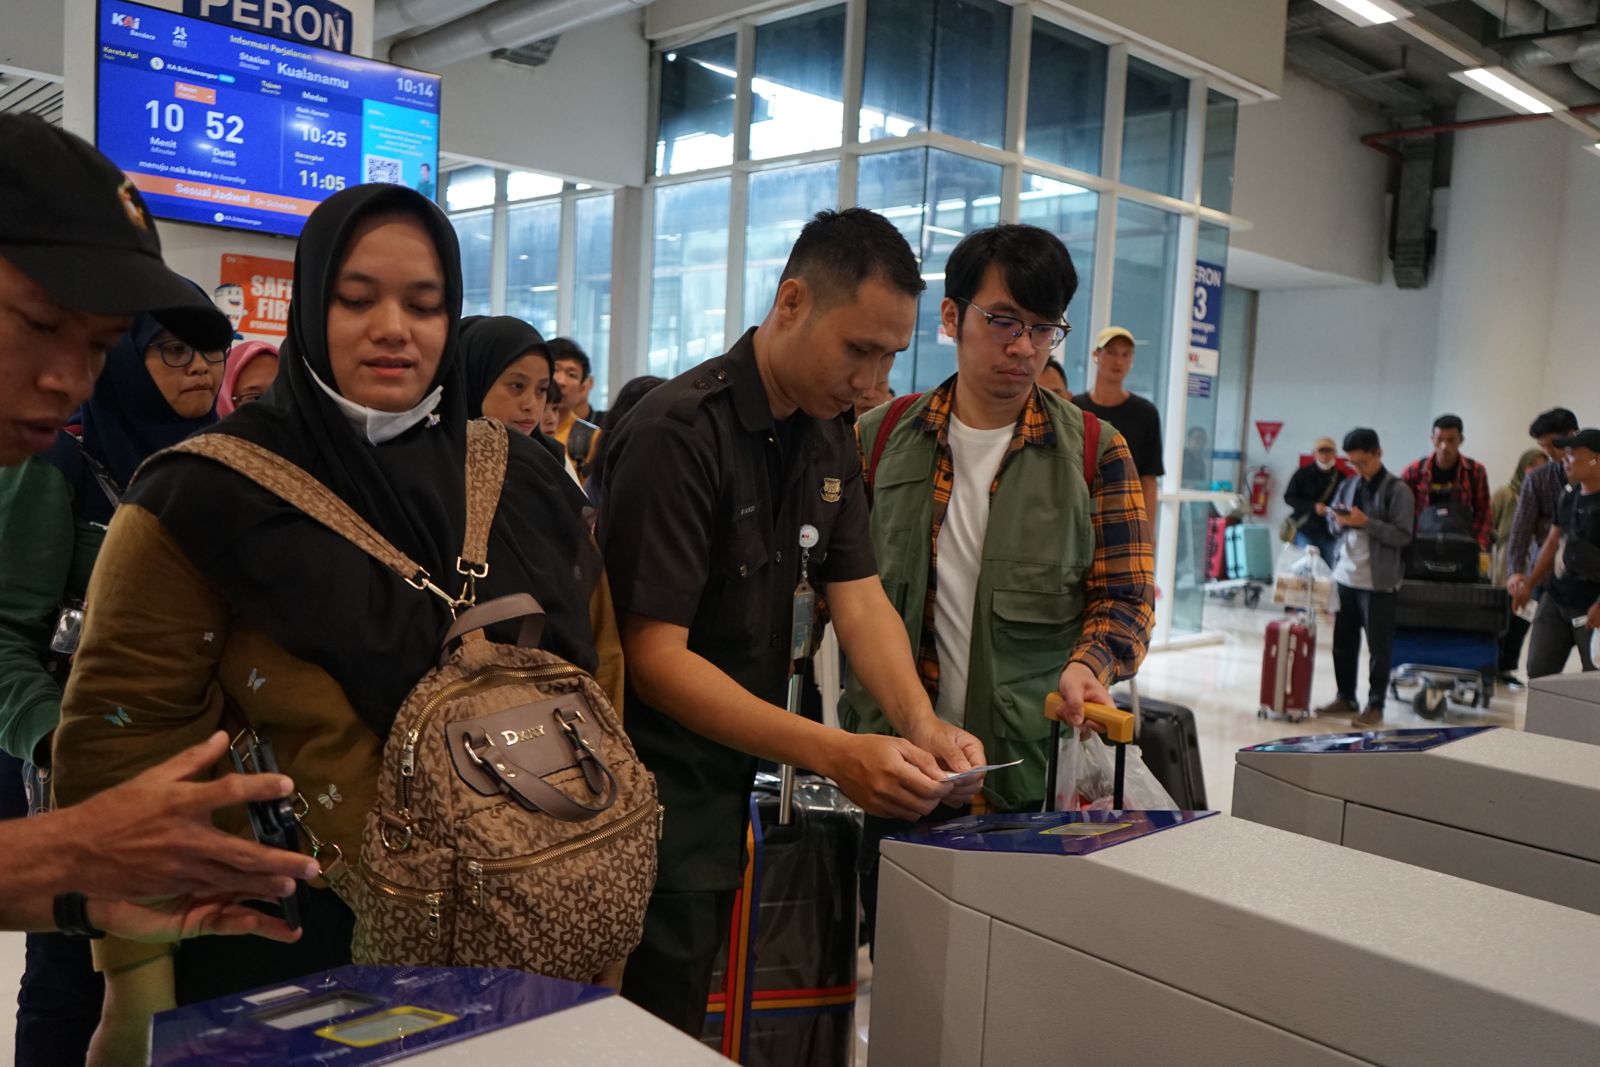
[
  {"xmin": 1272, "ymin": 543, "xmax": 1336, "ymax": 613},
  {"xmin": 1053, "ymin": 731, "xmax": 1178, "ymax": 811}
]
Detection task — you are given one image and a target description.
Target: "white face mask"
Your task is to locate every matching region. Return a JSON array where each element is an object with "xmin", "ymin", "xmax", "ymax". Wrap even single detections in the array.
[
  {"xmin": 306, "ymin": 360, "xmax": 444, "ymax": 445},
  {"xmin": 1316, "ymin": 457, "xmax": 1337, "ymax": 471}
]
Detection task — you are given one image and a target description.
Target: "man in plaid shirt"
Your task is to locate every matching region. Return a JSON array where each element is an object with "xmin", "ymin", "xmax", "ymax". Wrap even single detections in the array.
[
  {"xmin": 1401, "ymin": 414, "xmax": 1493, "ymax": 550},
  {"xmin": 841, "ymin": 224, "xmax": 1154, "ymax": 949}
]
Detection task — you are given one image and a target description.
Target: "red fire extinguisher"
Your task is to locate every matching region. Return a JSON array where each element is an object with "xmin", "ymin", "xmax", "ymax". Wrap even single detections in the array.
[{"xmin": 1248, "ymin": 466, "xmax": 1272, "ymax": 517}]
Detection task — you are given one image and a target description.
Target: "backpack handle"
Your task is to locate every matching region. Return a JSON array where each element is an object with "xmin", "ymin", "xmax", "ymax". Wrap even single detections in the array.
[{"xmin": 441, "ymin": 593, "xmax": 546, "ymax": 656}]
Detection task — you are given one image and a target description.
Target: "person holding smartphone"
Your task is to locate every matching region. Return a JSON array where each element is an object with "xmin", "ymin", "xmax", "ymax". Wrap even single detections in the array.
[
  {"xmin": 1316, "ymin": 429, "xmax": 1414, "ymax": 727},
  {"xmin": 1517, "ymin": 429, "xmax": 1600, "ymax": 677}
]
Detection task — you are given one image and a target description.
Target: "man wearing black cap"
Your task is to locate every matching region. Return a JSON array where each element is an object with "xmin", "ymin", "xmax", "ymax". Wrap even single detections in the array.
[
  {"xmin": 1517, "ymin": 427, "xmax": 1600, "ymax": 677},
  {"xmin": 0, "ymin": 115, "xmax": 316, "ymax": 941}
]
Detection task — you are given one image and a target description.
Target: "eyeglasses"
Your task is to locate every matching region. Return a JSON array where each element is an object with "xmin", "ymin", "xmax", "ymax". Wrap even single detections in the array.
[
  {"xmin": 148, "ymin": 339, "xmax": 227, "ymax": 369},
  {"xmin": 958, "ymin": 300, "xmax": 1070, "ymax": 352},
  {"xmin": 230, "ymin": 389, "xmax": 266, "ymax": 407}
]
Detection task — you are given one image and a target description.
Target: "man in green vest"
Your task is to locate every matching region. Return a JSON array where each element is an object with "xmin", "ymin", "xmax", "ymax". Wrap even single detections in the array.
[{"xmin": 844, "ymin": 223, "xmax": 1156, "ymax": 947}]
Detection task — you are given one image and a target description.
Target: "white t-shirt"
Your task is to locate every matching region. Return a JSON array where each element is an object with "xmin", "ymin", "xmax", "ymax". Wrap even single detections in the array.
[{"xmin": 933, "ymin": 415, "xmax": 1014, "ymax": 728}]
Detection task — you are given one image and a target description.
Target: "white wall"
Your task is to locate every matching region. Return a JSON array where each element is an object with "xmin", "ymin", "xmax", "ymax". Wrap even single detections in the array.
[
  {"xmin": 431, "ymin": 10, "xmax": 649, "ymax": 188},
  {"xmin": 1230, "ymin": 70, "xmax": 1388, "ymax": 286},
  {"xmin": 1244, "ymin": 255, "xmax": 1443, "ymax": 538},
  {"xmin": 1543, "ymin": 133, "xmax": 1600, "ymax": 411},
  {"xmin": 1, "ymin": 0, "xmax": 64, "ymax": 78}
]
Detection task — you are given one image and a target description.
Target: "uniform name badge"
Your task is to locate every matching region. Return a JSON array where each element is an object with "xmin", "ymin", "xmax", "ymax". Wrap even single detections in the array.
[
  {"xmin": 821, "ymin": 477, "xmax": 842, "ymax": 504},
  {"xmin": 790, "ymin": 524, "xmax": 820, "ymax": 660}
]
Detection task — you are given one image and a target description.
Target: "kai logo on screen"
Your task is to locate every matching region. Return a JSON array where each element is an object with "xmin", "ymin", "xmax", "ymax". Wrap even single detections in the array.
[
  {"xmin": 110, "ymin": 11, "xmax": 140, "ymax": 28},
  {"xmin": 185, "ymin": 0, "xmax": 352, "ymax": 53}
]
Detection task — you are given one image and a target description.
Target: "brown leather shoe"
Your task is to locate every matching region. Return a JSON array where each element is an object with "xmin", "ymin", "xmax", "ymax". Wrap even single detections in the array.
[
  {"xmin": 1353, "ymin": 706, "xmax": 1384, "ymax": 728},
  {"xmin": 1315, "ymin": 698, "xmax": 1358, "ymax": 719}
]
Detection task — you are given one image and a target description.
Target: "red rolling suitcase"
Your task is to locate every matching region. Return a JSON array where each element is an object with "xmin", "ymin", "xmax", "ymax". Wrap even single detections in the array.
[
  {"xmin": 1260, "ymin": 615, "xmax": 1315, "ymax": 721},
  {"xmin": 1206, "ymin": 517, "xmax": 1231, "ymax": 581}
]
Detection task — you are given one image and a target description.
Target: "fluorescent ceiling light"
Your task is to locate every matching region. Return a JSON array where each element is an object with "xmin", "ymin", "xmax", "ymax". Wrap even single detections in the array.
[
  {"xmin": 1587, "ymin": 142, "xmax": 1600, "ymax": 158},
  {"xmin": 1451, "ymin": 66, "xmax": 1560, "ymax": 115},
  {"xmin": 1308, "ymin": 0, "xmax": 1413, "ymax": 27}
]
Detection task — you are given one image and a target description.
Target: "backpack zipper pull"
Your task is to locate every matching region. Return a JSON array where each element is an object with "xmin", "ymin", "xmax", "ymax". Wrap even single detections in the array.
[
  {"xmin": 466, "ymin": 860, "xmax": 485, "ymax": 908},
  {"xmin": 426, "ymin": 891, "xmax": 443, "ymax": 941}
]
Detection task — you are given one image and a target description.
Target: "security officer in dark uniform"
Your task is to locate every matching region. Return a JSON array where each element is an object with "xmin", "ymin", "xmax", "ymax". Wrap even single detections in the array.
[{"xmin": 601, "ymin": 209, "xmax": 989, "ymax": 1035}]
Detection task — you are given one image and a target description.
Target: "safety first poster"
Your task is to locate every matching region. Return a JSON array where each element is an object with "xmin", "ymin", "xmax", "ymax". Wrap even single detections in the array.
[{"xmin": 214, "ymin": 254, "xmax": 293, "ymax": 341}]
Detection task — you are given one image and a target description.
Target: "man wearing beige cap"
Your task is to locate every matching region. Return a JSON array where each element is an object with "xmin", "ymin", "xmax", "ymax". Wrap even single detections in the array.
[
  {"xmin": 1074, "ymin": 326, "xmax": 1163, "ymax": 527},
  {"xmin": 1283, "ymin": 436, "xmax": 1344, "ymax": 564}
]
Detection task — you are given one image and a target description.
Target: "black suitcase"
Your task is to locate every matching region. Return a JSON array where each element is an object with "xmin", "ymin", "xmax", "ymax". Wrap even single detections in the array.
[
  {"xmin": 1406, "ymin": 533, "xmax": 1480, "ymax": 582},
  {"xmin": 1395, "ymin": 580, "xmax": 1509, "ymax": 637},
  {"xmin": 701, "ymin": 776, "xmax": 861, "ymax": 1067},
  {"xmin": 1115, "ymin": 689, "xmax": 1209, "ymax": 809}
]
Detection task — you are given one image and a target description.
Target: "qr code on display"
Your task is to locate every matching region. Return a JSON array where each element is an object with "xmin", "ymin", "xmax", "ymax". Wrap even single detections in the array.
[{"xmin": 364, "ymin": 155, "xmax": 403, "ymax": 185}]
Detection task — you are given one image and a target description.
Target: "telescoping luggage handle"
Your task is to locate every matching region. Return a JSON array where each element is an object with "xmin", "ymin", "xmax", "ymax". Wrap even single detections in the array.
[{"xmin": 1042, "ymin": 694, "xmax": 1135, "ymax": 812}]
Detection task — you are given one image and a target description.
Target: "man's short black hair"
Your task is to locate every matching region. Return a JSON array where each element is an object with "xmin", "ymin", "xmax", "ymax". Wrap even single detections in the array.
[
  {"xmin": 1433, "ymin": 414, "xmax": 1464, "ymax": 434},
  {"xmin": 547, "ymin": 337, "xmax": 591, "ymax": 380},
  {"xmin": 777, "ymin": 208, "xmax": 925, "ymax": 309},
  {"xmin": 1530, "ymin": 407, "xmax": 1579, "ymax": 439},
  {"xmin": 1043, "ymin": 357, "xmax": 1067, "ymax": 380},
  {"xmin": 944, "ymin": 224, "xmax": 1077, "ymax": 323},
  {"xmin": 1344, "ymin": 427, "xmax": 1381, "ymax": 453}
]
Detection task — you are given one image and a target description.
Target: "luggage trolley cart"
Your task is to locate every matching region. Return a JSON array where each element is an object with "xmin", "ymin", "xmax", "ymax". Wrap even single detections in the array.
[{"xmin": 1387, "ymin": 581, "xmax": 1510, "ymax": 719}]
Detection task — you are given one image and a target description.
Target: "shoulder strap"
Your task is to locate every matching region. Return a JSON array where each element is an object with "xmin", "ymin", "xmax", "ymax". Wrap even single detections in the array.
[
  {"xmin": 866, "ymin": 392, "xmax": 922, "ymax": 492},
  {"xmin": 1080, "ymin": 411, "xmax": 1101, "ymax": 490},
  {"xmin": 459, "ymin": 419, "xmax": 509, "ymax": 581},
  {"xmin": 70, "ymin": 436, "xmax": 123, "ymax": 511},
  {"xmin": 156, "ymin": 435, "xmax": 459, "ymax": 609}
]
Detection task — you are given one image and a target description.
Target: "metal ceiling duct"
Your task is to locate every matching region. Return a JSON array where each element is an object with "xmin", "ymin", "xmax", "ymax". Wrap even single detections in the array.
[
  {"xmin": 388, "ymin": 0, "xmax": 653, "ymax": 71},
  {"xmin": 1508, "ymin": 32, "xmax": 1600, "ymax": 68},
  {"xmin": 375, "ymin": 0, "xmax": 498, "ymax": 41}
]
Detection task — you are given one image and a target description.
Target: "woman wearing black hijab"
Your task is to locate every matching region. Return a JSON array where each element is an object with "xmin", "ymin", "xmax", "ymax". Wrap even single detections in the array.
[{"xmin": 52, "ymin": 186, "xmax": 616, "ymax": 1063}]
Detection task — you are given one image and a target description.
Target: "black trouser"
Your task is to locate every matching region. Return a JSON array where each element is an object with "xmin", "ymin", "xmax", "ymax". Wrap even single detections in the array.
[
  {"xmin": 1498, "ymin": 611, "xmax": 1532, "ymax": 673},
  {"xmin": 1333, "ymin": 584, "xmax": 1397, "ymax": 708},
  {"xmin": 621, "ymin": 888, "xmax": 738, "ymax": 1036},
  {"xmin": 1526, "ymin": 594, "xmax": 1598, "ymax": 679}
]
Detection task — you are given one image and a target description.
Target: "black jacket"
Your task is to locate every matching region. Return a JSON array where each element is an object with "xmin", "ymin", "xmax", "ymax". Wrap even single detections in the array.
[{"xmin": 1284, "ymin": 463, "xmax": 1343, "ymax": 520}]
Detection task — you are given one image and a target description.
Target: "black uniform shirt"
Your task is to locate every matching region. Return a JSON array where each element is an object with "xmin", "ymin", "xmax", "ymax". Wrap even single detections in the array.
[{"xmin": 599, "ymin": 328, "xmax": 876, "ymax": 891}]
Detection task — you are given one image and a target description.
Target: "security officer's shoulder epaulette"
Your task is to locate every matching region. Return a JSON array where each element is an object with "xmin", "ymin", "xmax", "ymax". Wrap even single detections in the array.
[{"xmin": 662, "ymin": 359, "xmax": 735, "ymax": 425}]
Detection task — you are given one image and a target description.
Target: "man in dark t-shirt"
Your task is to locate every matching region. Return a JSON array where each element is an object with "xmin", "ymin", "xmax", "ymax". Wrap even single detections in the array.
[
  {"xmin": 1518, "ymin": 428, "xmax": 1600, "ymax": 677},
  {"xmin": 601, "ymin": 209, "xmax": 987, "ymax": 1036},
  {"xmin": 1073, "ymin": 326, "xmax": 1164, "ymax": 528}
]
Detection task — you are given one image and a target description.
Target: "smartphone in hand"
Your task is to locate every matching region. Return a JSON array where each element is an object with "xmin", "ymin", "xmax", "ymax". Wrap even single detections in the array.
[{"xmin": 229, "ymin": 731, "xmax": 304, "ymax": 930}]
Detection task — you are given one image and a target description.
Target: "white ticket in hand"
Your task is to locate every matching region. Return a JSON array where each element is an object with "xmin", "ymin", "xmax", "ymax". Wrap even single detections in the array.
[{"xmin": 943, "ymin": 759, "xmax": 1023, "ymax": 783}]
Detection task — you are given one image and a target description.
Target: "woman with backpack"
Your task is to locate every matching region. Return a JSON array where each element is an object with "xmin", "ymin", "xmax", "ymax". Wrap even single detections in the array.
[
  {"xmin": 0, "ymin": 301, "xmax": 228, "ymax": 1067},
  {"xmin": 51, "ymin": 185, "xmax": 619, "ymax": 1065}
]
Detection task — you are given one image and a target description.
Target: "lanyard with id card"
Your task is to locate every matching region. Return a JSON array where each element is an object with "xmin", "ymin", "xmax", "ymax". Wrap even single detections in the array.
[{"xmin": 778, "ymin": 523, "xmax": 821, "ymax": 825}]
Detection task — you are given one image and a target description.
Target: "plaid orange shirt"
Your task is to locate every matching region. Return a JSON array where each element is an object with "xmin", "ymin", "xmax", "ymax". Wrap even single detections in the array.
[{"xmin": 892, "ymin": 379, "xmax": 1155, "ymax": 706}]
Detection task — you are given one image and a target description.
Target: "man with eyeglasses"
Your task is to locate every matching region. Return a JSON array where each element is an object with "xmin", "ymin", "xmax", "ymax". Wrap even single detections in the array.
[{"xmin": 844, "ymin": 223, "xmax": 1155, "ymax": 950}]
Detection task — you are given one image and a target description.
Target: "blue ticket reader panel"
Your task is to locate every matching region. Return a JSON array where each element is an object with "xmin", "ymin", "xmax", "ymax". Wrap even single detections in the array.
[{"xmin": 152, "ymin": 965, "xmax": 609, "ymax": 1066}]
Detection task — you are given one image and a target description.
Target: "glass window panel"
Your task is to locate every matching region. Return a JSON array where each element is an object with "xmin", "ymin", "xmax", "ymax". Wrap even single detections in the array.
[
  {"xmin": 743, "ymin": 161, "xmax": 841, "ymax": 324},
  {"xmin": 855, "ymin": 148, "xmax": 1001, "ymax": 393},
  {"xmin": 574, "ymin": 195, "xmax": 614, "ymax": 408},
  {"xmin": 1201, "ymin": 90, "xmax": 1238, "ymax": 212},
  {"xmin": 859, "ymin": 0, "xmax": 1010, "ymax": 148},
  {"xmin": 655, "ymin": 36, "xmax": 738, "ymax": 176},
  {"xmin": 1121, "ymin": 56, "xmax": 1188, "ymax": 198},
  {"xmin": 507, "ymin": 170, "xmax": 564, "ymax": 202},
  {"xmin": 445, "ymin": 165, "xmax": 495, "ymax": 212},
  {"xmin": 452, "ymin": 209, "xmax": 494, "ymax": 317},
  {"xmin": 1108, "ymin": 199, "xmax": 1180, "ymax": 422},
  {"xmin": 1019, "ymin": 174, "xmax": 1098, "ymax": 394},
  {"xmin": 504, "ymin": 199, "xmax": 560, "ymax": 339},
  {"xmin": 749, "ymin": 5, "xmax": 846, "ymax": 161},
  {"xmin": 649, "ymin": 178, "xmax": 731, "ymax": 379},
  {"xmin": 1025, "ymin": 19, "xmax": 1107, "ymax": 174}
]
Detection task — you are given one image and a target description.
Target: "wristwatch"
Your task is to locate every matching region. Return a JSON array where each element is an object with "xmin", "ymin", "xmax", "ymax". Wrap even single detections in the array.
[{"xmin": 53, "ymin": 892, "xmax": 106, "ymax": 939}]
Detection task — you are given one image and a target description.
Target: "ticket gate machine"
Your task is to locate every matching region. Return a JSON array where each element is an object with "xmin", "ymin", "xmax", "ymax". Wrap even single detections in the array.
[
  {"xmin": 1233, "ymin": 726, "xmax": 1600, "ymax": 915},
  {"xmin": 872, "ymin": 809, "xmax": 1600, "ymax": 1067}
]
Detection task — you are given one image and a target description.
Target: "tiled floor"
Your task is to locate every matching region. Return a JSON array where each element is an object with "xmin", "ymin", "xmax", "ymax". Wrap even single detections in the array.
[{"xmin": 0, "ymin": 598, "xmax": 1533, "ymax": 1067}]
